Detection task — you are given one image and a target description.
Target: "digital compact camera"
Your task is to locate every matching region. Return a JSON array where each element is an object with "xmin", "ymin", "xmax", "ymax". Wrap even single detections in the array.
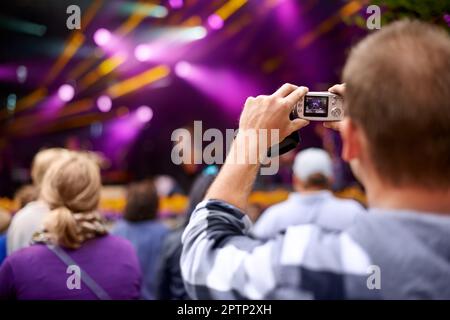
[
  {"xmin": 268, "ymin": 91, "xmax": 344, "ymax": 157},
  {"xmin": 293, "ymin": 91, "xmax": 344, "ymax": 121}
]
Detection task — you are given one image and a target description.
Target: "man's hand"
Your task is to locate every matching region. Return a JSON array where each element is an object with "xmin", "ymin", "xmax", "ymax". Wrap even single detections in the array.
[
  {"xmin": 205, "ymin": 84, "xmax": 310, "ymax": 210},
  {"xmin": 239, "ymin": 84, "xmax": 310, "ymax": 146},
  {"xmin": 323, "ymin": 83, "xmax": 345, "ymax": 131}
]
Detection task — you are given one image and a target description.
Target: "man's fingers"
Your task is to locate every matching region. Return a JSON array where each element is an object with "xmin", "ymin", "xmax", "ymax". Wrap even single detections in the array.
[
  {"xmin": 328, "ymin": 83, "xmax": 346, "ymax": 96},
  {"xmin": 323, "ymin": 121, "xmax": 342, "ymax": 131},
  {"xmin": 272, "ymin": 83, "xmax": 298, "ymax": 98},
  {"xmin": 284, "ymin": 86, "xmax": 308, "ymax": 107},
  {"xmin": 290, "ymin": 118, "xmax": 310, "ymax": 132}
]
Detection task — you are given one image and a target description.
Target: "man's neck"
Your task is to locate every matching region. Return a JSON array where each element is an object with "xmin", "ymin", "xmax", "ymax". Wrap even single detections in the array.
[{"xmin": 367, "ymin": 183, "xmax": 450, "ymax": 215}]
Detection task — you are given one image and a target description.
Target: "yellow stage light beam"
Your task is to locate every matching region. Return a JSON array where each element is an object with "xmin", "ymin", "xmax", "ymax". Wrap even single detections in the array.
[
  {"xmin": 107, "ymin": 65, "xmax": 170, "ymax": 99},
  {"xmin": 66, "ymin": 0, "xmax": 159, "ymax": 82},
  {"xmin": 67, "ymin": 53, "xmax": 102, "ymax": 80},
  {"xmin": 0, "ymin": 87, "xmax": 48, "ymax": 121},
  {"xmin": 7, "ymin": 0, "xmax": 104, "ymax": 120},
  {"xmin": 56, "ymin": 98, "xmax": 93, "ymax": 118},
  {"xmin": 215, "ymin": 0, "xmax": 248, "ymax": 21},
  {"xmin": 43, "ymin": 31, "xmax": 85, "ymax": 85},
  {"xmin": 78, "ymin": 54, "xmax": 127, "ymax": 90},
  {"xmin": 12, "ymin": 111, "xmax": 116, "ymax": 137},
  {"xmin": 4, "ymin": 98, "xmax": 93, "ymax": 135},
  {"xmin": 43, "ymin": 0, "xmax": 104, "ymax": 86},
  {"xmin": 296, "ymin": 0, "xmax": 367, "ymax": 49}
]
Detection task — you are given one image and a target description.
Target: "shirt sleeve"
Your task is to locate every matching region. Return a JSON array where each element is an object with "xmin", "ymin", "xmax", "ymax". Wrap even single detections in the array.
[
  {"xmin": 251, "ymin": 206, "xmax": 279, "ymax": 239},
  {"xmin": 0, "ymin": 259, "xmax": 16, "ymax": 300},
  {"xmin": 181, "ymin": 199, "xmax": 374, "ymax": 300}
]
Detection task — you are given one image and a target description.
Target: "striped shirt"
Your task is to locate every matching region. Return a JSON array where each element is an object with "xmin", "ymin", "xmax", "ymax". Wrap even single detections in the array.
[
  {"xmin": 252, "ymin": 191, "xmax": 363, "ymax": 239},
  {"xmin": 181, "ymin": 199, "xmax": 450, "ymax": 299}
]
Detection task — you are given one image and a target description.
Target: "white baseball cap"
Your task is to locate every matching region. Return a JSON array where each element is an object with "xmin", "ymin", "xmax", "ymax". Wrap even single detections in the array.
[{"xmin": 293, "ymin": 148, "xmax": 333, "ymax": 181}]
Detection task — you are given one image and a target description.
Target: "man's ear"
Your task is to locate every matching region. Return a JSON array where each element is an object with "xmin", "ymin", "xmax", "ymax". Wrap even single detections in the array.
[{"xmin": 340, "ymin": 118, "xmax": 362, "ymax": 162}]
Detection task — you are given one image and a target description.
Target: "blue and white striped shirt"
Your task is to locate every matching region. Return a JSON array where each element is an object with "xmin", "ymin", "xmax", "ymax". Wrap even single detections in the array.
[
  {"xmin": 252, "ymin": 191, "xmax": 363, "ymax": 239},
  {"xmin": 181, "ymin": 199, "xmax": 450, "ymax": 299}
]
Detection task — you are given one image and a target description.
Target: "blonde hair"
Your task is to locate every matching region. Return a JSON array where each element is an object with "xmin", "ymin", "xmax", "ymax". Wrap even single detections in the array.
[
  {"xmin": 37, "ymin": 153, "xmax": 107, "ymax": 249},
  {"xmin": 31, "ymin": 148, "xmax": 72, "ymax": 187}
]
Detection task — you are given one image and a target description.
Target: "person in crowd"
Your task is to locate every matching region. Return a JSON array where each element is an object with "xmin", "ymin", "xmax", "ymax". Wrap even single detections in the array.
[
  {"xmin": 7, "ymin": 148, "xmax": 71, "ymax": 255},
  {"xmin": 0, "ymin": 209, "xmax": 11, "ymax": 265},
  {"xmin": 0, "ymin": 153, "xmax": 141, "ymax": 299},
  {"xmin": 252, "ymin": 148, "xmax": 363, "ymax": 239},
  {"xmin": 14, "ymin": 185, "xmax": 38, "ymax": 210},
  {"xmin": 111, "ymin": 179, "xmax": 169, "ymax": 300},
  {"xmin": 155, "ymin": 165, "xmax": 218, "ymax": 300},
  {"xmin": 181, "ymin": 20, "xmax": 450, "ymax": 299}
]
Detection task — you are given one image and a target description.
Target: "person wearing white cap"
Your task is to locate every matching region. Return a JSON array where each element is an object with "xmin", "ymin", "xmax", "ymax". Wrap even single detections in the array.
[{"xmin": 252, "ymin": 148, "xmax": 363, "ymax": 239}]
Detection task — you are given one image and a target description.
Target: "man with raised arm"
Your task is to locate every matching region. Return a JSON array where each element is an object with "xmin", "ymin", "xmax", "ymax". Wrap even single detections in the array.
[{"xmin": 181, "ymin": 20, "xmax": 450, "ymax": 299}]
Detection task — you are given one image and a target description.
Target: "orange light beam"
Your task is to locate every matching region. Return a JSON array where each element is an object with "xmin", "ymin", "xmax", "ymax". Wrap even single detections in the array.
[
  {"xmin": 107, "ymin": 65, "xmax": 170, "ymax": 99},
  {"xmin": 296, "ymin": 0, "xmax": 366, "ymax": 49}
]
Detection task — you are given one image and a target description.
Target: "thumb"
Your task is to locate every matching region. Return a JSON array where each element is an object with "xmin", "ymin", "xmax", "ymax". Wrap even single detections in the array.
[{"xmin": 290, "ymin": 118, "xmax": 309, "ymax": 132}]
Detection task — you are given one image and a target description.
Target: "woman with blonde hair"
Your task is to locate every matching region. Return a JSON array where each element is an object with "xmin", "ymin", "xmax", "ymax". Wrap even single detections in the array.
[
  {"xmin": 0, "ymin": 154, "xmax": 141, "ymax": 300},
  {"xmin": 7, "ymin": 147, "xmax": 71, "ymax": 255}
]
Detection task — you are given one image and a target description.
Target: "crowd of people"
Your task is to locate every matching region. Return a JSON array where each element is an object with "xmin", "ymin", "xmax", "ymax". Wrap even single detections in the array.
[{"xmin": 0, "ymin": 19, "xmax": 449, "ymax": 300}]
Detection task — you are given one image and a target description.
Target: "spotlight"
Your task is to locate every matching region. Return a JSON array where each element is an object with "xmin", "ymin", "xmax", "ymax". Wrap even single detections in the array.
[
  {"xmin": 136, "ymin": 105, "xmax": 153, "ymax": 123},
  {"xmin": 189, "ymin": 26, "xmax": 207, "ymax": 40},
  {"xmin": 175, "ymin": 61, "xmax": 192, "ymax": 78},
  {"xmin": 97, "ymin": 95, "xmax": 112, "ymax": 112},
  {"xmin": 58, "ymin": 84, "xmax": 75, "ymax": 102},
  {"xmin": 207, "ymin": 14, "xmax": 224, "ymax": 30},
  {"xmin": 7, "ymin": 93, "xmax": 16, "ymax": 112},
  {"xmin": 134, "ymin": 44, "xmax": 152, "ymax": 62},
  {"xmin": 169, "ymin": 0, "xmax": 183, "ymax": 9},
  {"xmin": 16, "ymin": 65, "xmax": 27, "ymax": 83},
  {"xmin": 93, "ymin": 28, "xmax": 111, "ymax": 47}
]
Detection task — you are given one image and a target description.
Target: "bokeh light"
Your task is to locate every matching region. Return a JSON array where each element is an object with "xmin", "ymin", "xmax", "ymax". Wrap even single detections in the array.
[
  {"xmin": 57, "ymin": 84, "xmax": 75, "ymax": 102},
  {"xmin": 93, "ymin": 28, "xmax": 112, "ymax": 47},
  {"xmin": 207, "ymin": 14, "xmax": 224, "ymax": 30},
  {"xmin": 97, "ymin": 95, "xmax": 112, "ymax": 112},
  {"xmin": 136, "ymin": 105, "xmax": 153, "ymax": 123},
  {"xmin": 174, "ymin": 61, "xmax": 192, "ymax": 78}
]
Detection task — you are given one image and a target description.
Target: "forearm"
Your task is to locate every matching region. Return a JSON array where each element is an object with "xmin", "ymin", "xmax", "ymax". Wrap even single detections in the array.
[{"xmin": 205, "ymin": 132, "xmax": 261, "ymax": 211}]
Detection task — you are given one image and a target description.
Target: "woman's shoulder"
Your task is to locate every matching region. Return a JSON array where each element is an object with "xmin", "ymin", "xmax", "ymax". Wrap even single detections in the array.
[
  {"xmin": 4, "ymin": 243, "xmax": 53, "ymax": 268},
  {"xmin": 91, "ymin": 234, "xmax": 135, "ymax": 250}
]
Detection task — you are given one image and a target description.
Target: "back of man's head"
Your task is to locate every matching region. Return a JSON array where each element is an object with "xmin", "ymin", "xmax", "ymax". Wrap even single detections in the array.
[
  {"xmin": 343, "ymin": 20, "xmax": 450, "ymax": 189},
  {"xmin": 124, "ymin": 179, "xmax": 159, "ymax": 222},
  {"xmin": 293, "ymin": 148, "xmax": 333, "ymax": 190}
]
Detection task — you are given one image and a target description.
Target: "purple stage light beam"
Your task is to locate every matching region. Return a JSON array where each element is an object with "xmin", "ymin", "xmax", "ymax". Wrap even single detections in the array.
[
  {"xmin": 169, "ymin": 0, "xmax": 183, "ymax": 9},
  {"xmin": 176, "ymin": 63, "xmax": 261, "ymax": 116},
  {"xmin": 97, "ymin": 108, "xmax": 151, "ymax": 167},
  {"xmin": 134, "ymin": 44, "xmax": 153, "ymax": 62}
]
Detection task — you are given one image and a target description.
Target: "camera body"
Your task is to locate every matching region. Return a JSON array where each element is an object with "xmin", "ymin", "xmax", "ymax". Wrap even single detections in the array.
[{"xmin": 294, "ymin": 92, "xmax": 344, "ymax": 121}]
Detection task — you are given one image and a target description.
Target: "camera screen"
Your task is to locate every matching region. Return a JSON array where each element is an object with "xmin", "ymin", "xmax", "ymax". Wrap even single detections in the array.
[{"xmin": 304, "ymin": 96, "xmax": 328, "ymax": 117}]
